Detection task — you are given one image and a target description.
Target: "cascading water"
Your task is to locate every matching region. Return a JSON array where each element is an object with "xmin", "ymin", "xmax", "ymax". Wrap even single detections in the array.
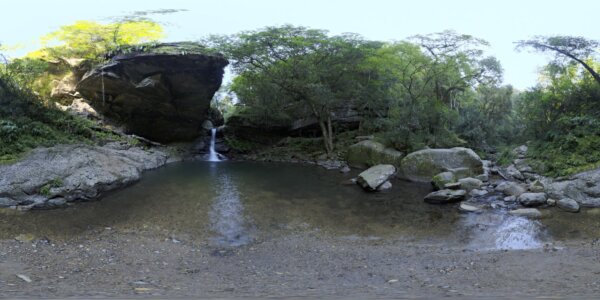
[{"xmin": 208, "ymin": 128, "xmax": 221, "ymax": 162}]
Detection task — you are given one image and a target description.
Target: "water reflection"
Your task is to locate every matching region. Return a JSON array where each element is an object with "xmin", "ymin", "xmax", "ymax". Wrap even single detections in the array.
[
  {"xmin": 209, "ymin": 173, "xmax": 252, "ymax": 247},
  {"xmin": 464, "ymin": 213, "xmax": 546, "ymax": 250}
]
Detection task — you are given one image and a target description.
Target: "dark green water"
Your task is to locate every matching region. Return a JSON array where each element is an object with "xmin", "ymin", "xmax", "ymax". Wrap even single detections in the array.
[{"xmin": 1, "ymin": 161, "xmax": 599, "ymax": 249}]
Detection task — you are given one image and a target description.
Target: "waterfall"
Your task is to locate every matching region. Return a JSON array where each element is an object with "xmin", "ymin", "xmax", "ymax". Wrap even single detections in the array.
[{"xmin": 208, "ymin": 128, "xmax": 221, "ymax": 162}]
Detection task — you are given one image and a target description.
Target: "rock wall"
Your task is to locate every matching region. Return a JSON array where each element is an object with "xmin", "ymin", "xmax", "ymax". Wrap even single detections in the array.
[{"xmin": 77, "ymin": 43, "xmax": 228, "ymax": 143}]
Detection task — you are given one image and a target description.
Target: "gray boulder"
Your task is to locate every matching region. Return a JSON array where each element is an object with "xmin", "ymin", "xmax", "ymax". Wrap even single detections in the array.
[
  {"xmin": 346, "ymin": 140, "xmax": 404, "ymax": 169},
  {"xmin": 399, "ymin": 147, "xmax": 483, "ymax": 182},
  {"xmin": 424, "ymin": 189, "xmax": 467, "ymax": 204},
  {"xmin": 557, "ymin": 198, "xmax": 580, "ymax": 213},
  {"xmin": 495, "ymin": 181, "xmax": 526, "ymax": 197},
  {"xmin": 357, "ymin": 164, "xmax": 396, "ymax": 191},
  {"xmin": 506, "ymin": 164, "xmax": 525, "ymax": 181},
  {"xmin": 431, "ymin": 171, "xmax": 456, "ymax": 190},
  {"xmin": 77, "ymin": 43, "xmax": 228, "ymax": 143},
  {"xmin": 518, "ymin": 193, "xmax": 548, "ymax": 207},
  {"xmin": 546, "ymin": 168, "xmax": 600, "ymax": 208},
  {"xmin": 458, "ymin": 177, "xmax": 483, "ymax": 192},
  {"xmin": 377, "ymin": 181, "xmax": 393, "ymax": 192},
  {"xmin": 0, "ymin": 143, "xmax": 168, "ymax": 209}
]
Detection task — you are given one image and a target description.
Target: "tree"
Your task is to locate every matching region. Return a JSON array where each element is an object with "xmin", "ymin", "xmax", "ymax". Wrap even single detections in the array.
[
  {"xmin": 516, "ymin": 36, "xmax": 600, "ymax": 86},
  {"xmin": 208, "ymin": 25, "xmax": 374, "ymax": 156},
  {"xmin": 28, "ymin": 20, "xmax": 164, "ymax": 61}
]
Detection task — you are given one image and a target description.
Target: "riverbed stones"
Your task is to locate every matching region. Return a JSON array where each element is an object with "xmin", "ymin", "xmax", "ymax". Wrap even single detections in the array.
[
  {"xmin": 432, "ymin": 172, "xmax": 456, "ymax": 190},
  {"xmin": 424, "ymin": 189, "xmax": 467, "ymax": 204},
  {"xmin": 506, "ymin": 165, "xmax": 525, "ymax": 181},
  {"xmin": 459, "ymin": 202, "xmax": 483, "ymax": 213},
  {"xmin": 512, "ymin": 145, "xmax": 528, "ymax": 158},
  {"xmin": 518, "ymin": 193, "xmax": 548, "ymax": 207},
  {"xmin": 495, "ymin": 181, "xmax": 526, "ymax": 197},
  {"xmin": 509, "ymin": 208, "xmax": 542, "ymax": 219},
  {"xmin": 444, "ymin": 182, "xmax": 462, "ymax": 190},
  {"xmin": 377, "ymin": 181, "xmax": 393, "ymax": 192},
  {"xmin": 458, "ymin": 177, "xmax": 483, "ymax": 192},
  {"xmin": 529, "ymin": 180, "xmax": 545, "ymax": 193},
  {"xmin": 346, "ymin": 140, "xmax": 404, "ymax": 169},
  {"xmin": 557, "ymin": 198, "xmax": 580, "ymax": 213},
  {"xmin": 398, "ymin": 147, "xmax": 483, "ymax": 182},
  {"xmin": 469, "ymin": 189, "xmax": 488, "ymax": 197},
  {"xmin": 503, "ymin": 195, "xmax": 517, "ymax": 202},
  {"xmin": 0, "ymin": 197, "xmax": 17, "ymax": 208},
  {"xmin": 356, "ymin": 164, "xmax": 396, "ymax": 191},
  {"xmin": 546, "ymin": 168, "xmax": 600, "ymax": 208}
]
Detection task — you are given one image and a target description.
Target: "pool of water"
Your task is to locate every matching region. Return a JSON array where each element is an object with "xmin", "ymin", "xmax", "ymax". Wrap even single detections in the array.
[{"xmin": 1, "ymin": 161, "xmax": 599, "ymax": 248}]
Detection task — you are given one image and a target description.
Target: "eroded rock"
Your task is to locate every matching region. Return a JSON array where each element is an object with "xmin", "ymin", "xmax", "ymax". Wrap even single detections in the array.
[{"xmin": 399, "ymin": 147, "xmax": 483, "ymax": 182}]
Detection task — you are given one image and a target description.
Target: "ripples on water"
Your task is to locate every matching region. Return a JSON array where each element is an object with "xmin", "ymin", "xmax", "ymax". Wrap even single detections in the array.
[
  {"xmin": 209, "ymin": 173, "xmax": 253, "ymax": 247},
  {"xmin": 465, "ymin": 213, "xmax": 546, "ymax": 250}
]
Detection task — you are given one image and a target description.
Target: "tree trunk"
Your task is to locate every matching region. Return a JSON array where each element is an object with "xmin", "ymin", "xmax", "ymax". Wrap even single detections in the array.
[{"xmin": 318, "ymin": 119, "xmax": 333, "ymax": 156}]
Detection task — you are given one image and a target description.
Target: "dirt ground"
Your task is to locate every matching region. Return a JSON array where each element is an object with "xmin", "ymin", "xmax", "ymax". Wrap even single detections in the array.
[{"xmin": 1, "ymin": 227, "xmax": 599, "ymax": 298}]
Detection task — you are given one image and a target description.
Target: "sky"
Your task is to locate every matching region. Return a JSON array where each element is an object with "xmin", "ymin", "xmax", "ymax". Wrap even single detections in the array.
[{"xmin": 0, "ymin": 0, "xmax": 598, "ymax": 89}]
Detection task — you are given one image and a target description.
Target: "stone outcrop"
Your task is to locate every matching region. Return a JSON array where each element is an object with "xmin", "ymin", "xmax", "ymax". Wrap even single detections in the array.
[
  {"xmin": 546, "ymin": 168, "xmax": 600, "ymax": 208},
  {"xmin": 346, "ymin": 140, "xmax": 404, "ymax": 169},
  {"xmin": 398, "ymin": 147, "xmax": 483, "ymax": 182},
  {"xmin": 0, "ymin": 143, "xmax": 168, "ymax": 209},
  {"xmin": 77, "ymin": 43, "xmax": 228, "ymax": 143}
]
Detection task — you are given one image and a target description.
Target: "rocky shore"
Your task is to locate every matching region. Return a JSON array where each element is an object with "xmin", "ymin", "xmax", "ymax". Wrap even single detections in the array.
[{"xmin": 0, "ymin": 143, "xmax": 169, "ymax": 210}]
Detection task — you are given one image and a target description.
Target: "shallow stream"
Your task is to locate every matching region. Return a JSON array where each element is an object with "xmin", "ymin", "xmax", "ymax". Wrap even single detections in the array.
[{"xmin": 2, "ymin": 161, "xmax": 600, "ymax": 249}]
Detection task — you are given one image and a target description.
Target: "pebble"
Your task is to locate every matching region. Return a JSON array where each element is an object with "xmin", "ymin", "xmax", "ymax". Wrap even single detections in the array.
[{"xmin": 16, "ymin": 274, "xmax": 32, "ymax": 283}]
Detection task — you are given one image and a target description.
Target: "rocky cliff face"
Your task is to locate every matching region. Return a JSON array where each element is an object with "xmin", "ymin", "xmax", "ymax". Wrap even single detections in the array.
[{"xmin": 77, "ymin": 43, "xmax": 228, "ymax": 143}]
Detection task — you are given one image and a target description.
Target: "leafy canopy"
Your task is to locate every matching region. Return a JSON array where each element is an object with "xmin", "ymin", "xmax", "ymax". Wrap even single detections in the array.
[{"xmin": 28, "ymin": 20, "xmax": 164, "ymax": 61}]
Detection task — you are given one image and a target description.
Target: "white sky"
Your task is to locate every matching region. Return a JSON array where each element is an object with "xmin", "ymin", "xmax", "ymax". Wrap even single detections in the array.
[{"xmin": 1, "ymin": 0, "xmax": 598, "ymax": 89}]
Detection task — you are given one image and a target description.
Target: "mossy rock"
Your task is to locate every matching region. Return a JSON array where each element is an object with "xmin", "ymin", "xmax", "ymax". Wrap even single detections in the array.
[
  {"xmin": 346, "ymin": 140, "xmax": 404, "ymax": 169},
  {"xmin": 399, "ymin": 147, "xmax": 483, "ymax": 183}
]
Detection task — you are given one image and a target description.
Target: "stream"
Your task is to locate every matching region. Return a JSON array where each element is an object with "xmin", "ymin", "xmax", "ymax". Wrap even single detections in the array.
[{"xmin": 2, "ymin": 160, "xmax": 600, "ymax": 248}]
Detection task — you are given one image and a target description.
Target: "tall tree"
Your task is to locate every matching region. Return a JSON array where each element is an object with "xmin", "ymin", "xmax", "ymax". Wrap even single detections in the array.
[
  {"xmin": 208, "ymin": 25, "xmax": 373, "ymax": 156},
  {"xmin": 516, "ymin": 36, "xmax": 600, "ymax": 86}
]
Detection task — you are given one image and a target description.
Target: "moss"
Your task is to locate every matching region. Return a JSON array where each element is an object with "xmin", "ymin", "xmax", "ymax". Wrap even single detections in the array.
[{"xmin": 39, "ymin": 177, "xmax": 64, "ymax": 196}]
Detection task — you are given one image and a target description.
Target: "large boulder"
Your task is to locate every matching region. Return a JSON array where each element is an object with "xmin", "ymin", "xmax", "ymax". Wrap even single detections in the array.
[
  {"xmin": 77, "ymin": 43, "xmax": 228, "ymax": 143},
  {"xmin": 546, "ymin": 168, "xmax": 600, "ymax": 208},
  {"xmin": 398, "ymin": 147, "xmax": 483, "ymax": 182},
  {"xmin": 518, "ymin": 193, "xmax": 547, "ymax": 207},
  {"xmin": 346, "ymin": 140, "xmax": 404, "ymax": 169},
  {"xmin": 0, "ymin": 143, "xmax": 168, "ymax": 209},
  {"xmin": 356, "ymin": 164, "xmax": 396, "ymax": 191}
]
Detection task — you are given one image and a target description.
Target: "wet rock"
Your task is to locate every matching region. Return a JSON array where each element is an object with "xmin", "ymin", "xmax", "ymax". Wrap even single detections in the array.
[
  {"xmin": 339, "ymin": 166, "xmax": 351, "ymax": 173},
  {"xmin": 506, "ymin": 165, "xmax": 525, "ymax": 181},
  {"xmin": 0, "ymin": 143, "xmax": 168, "ymax": 209},
  {"xmin": 475, "ymin": 173, "xmax": 489, "ymax": 182},
  {"xmin": 509, "ymin": 208, "xmax": 542, "ymax": 219},
  {"xmin": 444, "ymin": 182, "xmax": 462, "ymax": 190},
  {"xmin": 547, "ymin": 198, "xmax": 557, "ymax": 206},
  {"xmin": 357, "ymin": 164, "xmax": 396, "ymax": 191},
  {"xmin": 518, "ymin": 193, "xmax": 548, "ymax": 207},
  {"xmin": 424, "ymin": 189, "xmax": 467, "ymax": 204},
  {"xmin": 469, "ymin": 189, "xmax": 488, "ymax": 197},
  {"xmin": 458, "ymin": 177, "xmax": 483, "ymax": 192},
  {"xmin": 557, "ymin": 198, "xmax": 580, "ymax": 213},
  {"xmin": 459, "ymin": 202, "xmax": 483, "ymax": 213},
  {"xmin": 398, "ymin": 147, "xmax": 483, "ymax": 182},
  {"xmin": 432, "ymin": 172, "xmax": 456, "ymax": 190},
  {"xmin": 546, "ymin": 168, "xmax": 600, "ymax": 208},
  {"xmin": 528, "ymin": 180, "xmax": 545, "ymax": 193},
  {"xmin": 377, "ymin": 181, "xmax": 393, "ymax": 192},
  {"xmin": 495, "ymin": 181, "xmax": 526, "ymax": 197},
  {"xmin": 346, "ymin": 140, "xmax": 404, "ymax": 169},
  {"xmin": 0, "ymin": 197, "xmax": 17, "ymax": 208},
  {"xmin": 503, "ymin": 195, "xmax": 517, "ymax": 202}
]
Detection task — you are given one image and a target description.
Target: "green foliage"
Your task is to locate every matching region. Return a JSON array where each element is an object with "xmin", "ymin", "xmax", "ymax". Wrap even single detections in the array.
[
  {"xmin": 208, "ymin": 25, "xmax": 379, "ymax": 155},
  {"xmin": 0, "ymin": 73, "xmax": 95, "ymax": 162},
  {"xmin": 29, "ymin": 20, "xmax": 164, "ymax": 62},
  {"xmin": 39, "ymin": 177, "xmax": 64, "ymax": 196}
]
